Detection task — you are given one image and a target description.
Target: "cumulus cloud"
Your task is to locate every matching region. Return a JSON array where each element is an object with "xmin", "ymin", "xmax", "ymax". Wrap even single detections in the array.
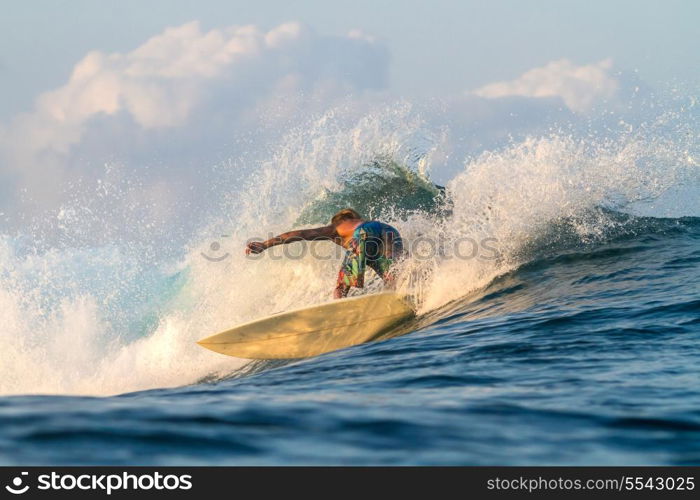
[
  {"xmin": 1, "ymin": 24, "xmax": 653, "ymax": 240},
  {"xmin": 472, "ymin": 58, "xmax": 620, "ymax": 113},
  {"xmin": 0, "ymin": 21, "xmax": 389, "ymax": 215}
]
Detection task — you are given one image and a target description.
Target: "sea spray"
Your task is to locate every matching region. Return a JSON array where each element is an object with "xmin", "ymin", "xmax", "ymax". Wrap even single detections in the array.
[{"xmin": 0, "ymin": 101, "xmax": 697, "ymax": 396}]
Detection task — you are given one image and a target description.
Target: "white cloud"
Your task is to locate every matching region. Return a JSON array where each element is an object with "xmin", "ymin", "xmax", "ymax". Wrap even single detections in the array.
[
  {"xmin": 0, "ymin": 21, "xmax": 389, "ymax": 213},
  {"xmin": 0, "ymin": 25, "xmax": 654, "ymax": 236},
  {"xmin": 472, "ymin": 58, "xmax": 620, "ymax": 113}
]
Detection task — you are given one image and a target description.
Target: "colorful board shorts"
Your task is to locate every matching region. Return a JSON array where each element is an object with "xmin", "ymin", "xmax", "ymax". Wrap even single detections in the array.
[{"xmin": 336, "ymin": 221, "xmax": 403, "ymax": 295}]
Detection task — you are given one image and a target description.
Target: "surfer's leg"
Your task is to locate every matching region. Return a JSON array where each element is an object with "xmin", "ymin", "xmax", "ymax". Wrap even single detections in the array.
[
  {"xmin": 335, "ymin": 255, "xmax": 352, "ymax": 298},
  {"xmin": 339, "ymin": 252, "xmax": 365, "ymax": 288},
  {"xmin": 334, "ymin": 239, "xmax": 367, "ymax": 298},
  {"xmin": 333, "ymin": 280, "xmax": 350, "ymax": 299},
  {"xmin": 369, "ymin": 256, "xmax": 398, "ymax": 288}
]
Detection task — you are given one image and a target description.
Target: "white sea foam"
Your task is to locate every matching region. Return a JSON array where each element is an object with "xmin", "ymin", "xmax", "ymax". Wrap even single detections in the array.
[{"xmin": 0, "ymin": 103, "xmax": 697, "ymax": 396}]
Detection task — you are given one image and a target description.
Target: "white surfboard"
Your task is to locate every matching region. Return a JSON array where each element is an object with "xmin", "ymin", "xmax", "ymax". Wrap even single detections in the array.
[{"xmin": 197, "ymin": 292, "xmax": 416, "ymax": 359}]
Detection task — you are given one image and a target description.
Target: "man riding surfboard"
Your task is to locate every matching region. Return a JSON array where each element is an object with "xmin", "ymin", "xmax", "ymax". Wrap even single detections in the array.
[{"xmin": 245, "ymin": 208, "xmax": 404, "ymax": 298}]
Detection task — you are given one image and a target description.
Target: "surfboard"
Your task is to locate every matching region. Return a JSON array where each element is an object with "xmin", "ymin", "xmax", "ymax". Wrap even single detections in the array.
[{"xmin": 197, "ymin": 292, "xmax": 416, "ymax": 359}]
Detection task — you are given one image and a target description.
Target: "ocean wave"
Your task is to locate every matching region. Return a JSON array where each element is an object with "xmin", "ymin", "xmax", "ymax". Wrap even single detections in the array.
[{"xmin": 0, "ymin": 102, "xmax": 697, "ymax": 397}]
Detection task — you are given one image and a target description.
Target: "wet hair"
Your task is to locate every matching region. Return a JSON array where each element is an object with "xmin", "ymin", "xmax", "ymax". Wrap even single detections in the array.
[{"xmin": 331, "ymin": 208, "xmax": 362, "ymax": 226}]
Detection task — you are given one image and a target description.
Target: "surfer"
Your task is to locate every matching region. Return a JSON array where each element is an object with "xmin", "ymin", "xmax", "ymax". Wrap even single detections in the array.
[{"xmin": 245, "ymin": 208, "xmax": 404, "ymax": 298}]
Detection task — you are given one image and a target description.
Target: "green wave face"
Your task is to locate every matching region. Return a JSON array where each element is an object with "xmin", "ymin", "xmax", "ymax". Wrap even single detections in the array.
[{"xmin": 294, "ymin": 157, "xmax": 451, "ymax": 226}]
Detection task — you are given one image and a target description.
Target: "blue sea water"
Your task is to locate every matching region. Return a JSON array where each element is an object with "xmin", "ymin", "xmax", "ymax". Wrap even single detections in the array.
[
  {"xmin": 1, "ymin": 94, "xmax": 699, "ymax": 465},
  {"xmin": 1, "ymin": 215, "xmax": 698, "ymax": 465}
]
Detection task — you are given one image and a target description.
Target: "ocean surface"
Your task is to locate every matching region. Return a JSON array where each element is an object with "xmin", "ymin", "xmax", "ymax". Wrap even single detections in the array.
[{"xmin": 1, "ymin": 102, "xmax": 699, "ymax": 465}]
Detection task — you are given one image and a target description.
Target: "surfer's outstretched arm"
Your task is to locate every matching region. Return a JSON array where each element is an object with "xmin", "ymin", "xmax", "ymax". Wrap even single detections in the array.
[{"xmin": 246, "ymin": 225, "xmax": 339, "ymax": 254}]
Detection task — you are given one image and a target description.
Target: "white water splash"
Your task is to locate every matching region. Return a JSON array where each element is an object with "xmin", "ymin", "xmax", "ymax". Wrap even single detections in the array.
[{"xmin": 0, "ymin": 102, "xmax": 697, "ymax": 396}]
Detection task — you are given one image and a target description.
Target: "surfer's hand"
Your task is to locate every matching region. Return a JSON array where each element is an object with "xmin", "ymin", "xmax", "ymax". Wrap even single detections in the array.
[{"xmin": 246, "ymin": 241, "xmax": 267, "ymax": 254}]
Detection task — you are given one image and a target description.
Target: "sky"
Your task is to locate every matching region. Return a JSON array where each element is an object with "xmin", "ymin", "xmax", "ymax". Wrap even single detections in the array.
[
  {"xmin": 1, "ymin": 0, "xmax": 698, "ymax": 119},
  {"xmin": 0, "ymin": 0, "xmax": 697, "ymax": 233}
]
